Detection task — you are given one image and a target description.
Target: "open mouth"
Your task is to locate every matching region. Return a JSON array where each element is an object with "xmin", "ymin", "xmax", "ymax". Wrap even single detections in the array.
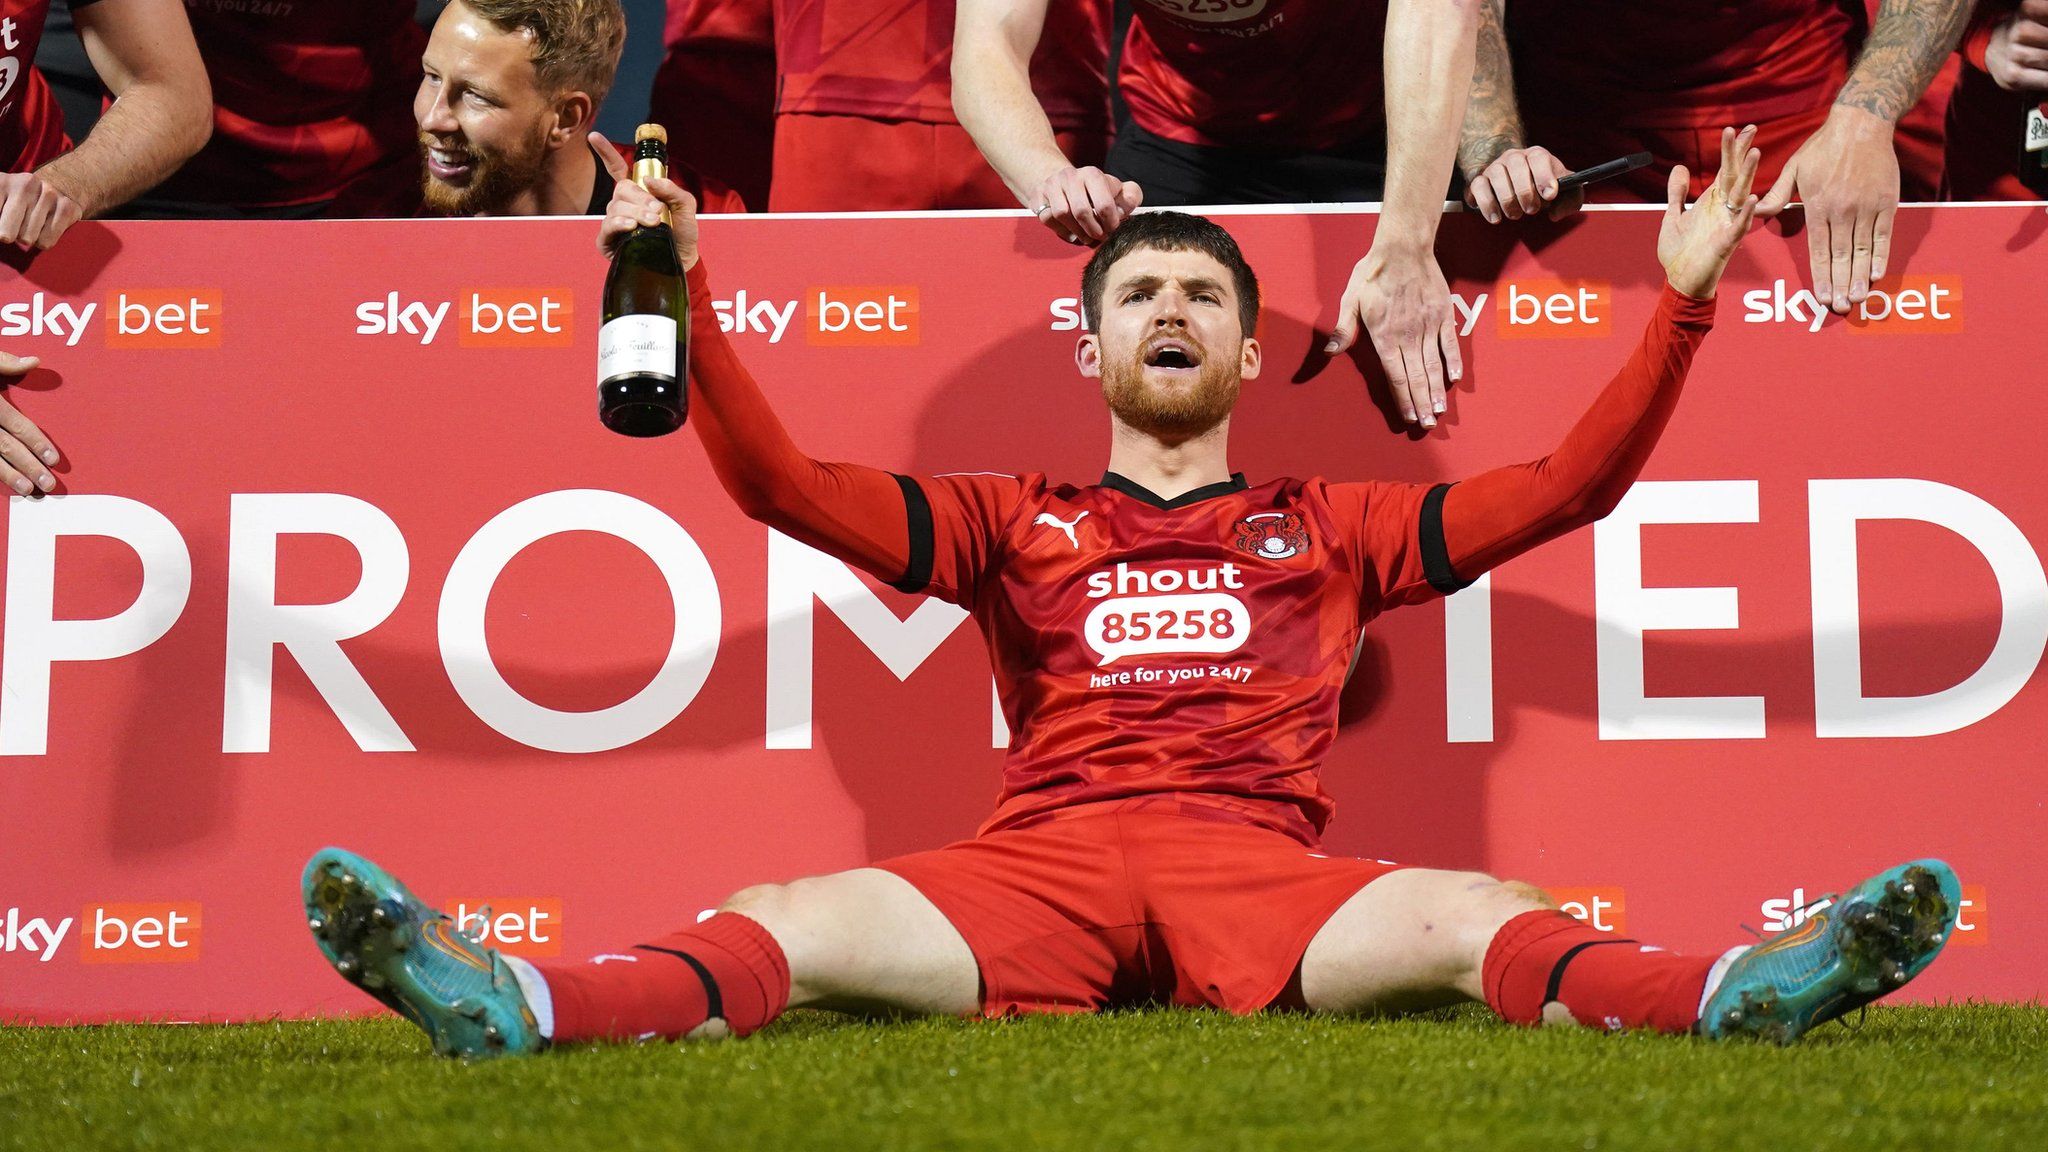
[
  {"xmin": 1143, "ymin": 339, "xmax": 1202, "ymax": 372},
  {"xmin": 425, "ymin": 144, "xmax": 475, "ymax": 182}
]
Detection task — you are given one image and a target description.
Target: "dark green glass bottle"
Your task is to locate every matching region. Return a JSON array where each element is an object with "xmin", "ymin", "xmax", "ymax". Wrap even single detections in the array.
[{"xmin": 598, "ymin": 123, "xmax": 688, "ymax": 437}]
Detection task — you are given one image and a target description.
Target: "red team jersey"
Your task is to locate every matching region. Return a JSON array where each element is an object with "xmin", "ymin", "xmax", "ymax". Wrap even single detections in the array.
[
  {"xmin": 904, "ymin": 469, "xmax": 1443, "ymax": 845},
  {"xmin": 773, "ymin": 0, "xmax": 1112, "ymax": 135},
  {"xmin": 0, "ymin": 0, "xmax": 88, "ymax": 173},
  {"xmin": 1509, "ymin": 0, "xmax": 1857, "ymax": 130},
  {"xmin": 650, "ymin": 0, "xmax": 777, "ymax": 211},
  {"xmin": 149, "ymin": 0, "xmax": 424, "ymax": 207},
  {"xmin": 1120, "ymin": 0, "xmax": 1388, "ymax": 151}
]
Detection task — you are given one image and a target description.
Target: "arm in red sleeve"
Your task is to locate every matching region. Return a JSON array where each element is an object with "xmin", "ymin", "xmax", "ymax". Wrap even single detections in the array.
[
  {"xmin": 683, "ymin": 259, "xmax": 926, "ymax": 589},
  {"xmin": 1422, "ymin": 284, "xmax": 1717, "ymax": 590}
]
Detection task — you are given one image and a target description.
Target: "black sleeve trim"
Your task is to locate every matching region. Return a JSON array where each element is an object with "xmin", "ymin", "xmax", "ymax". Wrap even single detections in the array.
[
  {"xmin": 889, "ymin": 473, "xmax": 935, "ymax": 593},
  {"xmin": 1421, "ymin": 482, "xmax": 1474, "ymax": 595}
]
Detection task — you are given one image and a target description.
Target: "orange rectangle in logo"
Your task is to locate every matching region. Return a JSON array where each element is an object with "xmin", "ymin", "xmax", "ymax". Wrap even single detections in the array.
[
  {"xmin": 1496, "ymin": 279, "xmax": 1611, "ymax": 339},
  {"xmin": 105, "ymin": 290, "xmax": 223, "ymax": 349},
  {"xmin": 459, "ymin": 289, "xmax": 574, "ymax": 347},
  {"xmin": 1953, "ymin": 884, "xmax": 1989, "ymax": 946},
  {"xmin": 80, "ymin": 902, "xmax": 203, "ymax": 964},
  {"xmin": 806, "ymin": 286, "xmax": 920, "ymax": 346},
  {"xmin": 1548, "ymin": 886, "xmax": 1628, "ymax": 934},
  {"xmin": 445, "ymin": 898, "xmax": 564, "ymax": 957},
  {"xmin": 1844, "ymin": 276, "xmax": 1962, "ymax": 334}
]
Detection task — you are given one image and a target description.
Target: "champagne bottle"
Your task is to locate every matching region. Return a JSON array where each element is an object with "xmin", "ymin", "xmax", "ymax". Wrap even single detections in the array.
[{"xmin": 598, "ymin": 123, "xmax": 688, "ymax": 437}]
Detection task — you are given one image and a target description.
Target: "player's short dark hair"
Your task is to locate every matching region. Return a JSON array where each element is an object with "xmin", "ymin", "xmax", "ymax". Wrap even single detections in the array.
[{"xmin": 1081, "ymin": 211, "xmax": 1260, "ymax": 336}]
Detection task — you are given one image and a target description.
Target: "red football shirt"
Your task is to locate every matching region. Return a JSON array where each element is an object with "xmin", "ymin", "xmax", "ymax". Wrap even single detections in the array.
[
  {"xmin": 1119, "ymin": 0, "xmax": 1388, "ymax": 151},
  {"xmin": 774, "ymin": 0, "xmax": 1112, "ymax": 135},
  {"xmin": 1509, "ymin": 1, "xmax": 1857, "ymax": 130},
  {"xmin": 900, "ymin": 469, "xmax": 1444, "ymax": 845},
  {"xmin": 1, "ymin": 0, "xmax": 90, "ymax": 172},
  {"xmin": 146, "ymin": 0, "xmax": 423, "ymax": 207},
  {"xmin": 649, "ymin": 0, "xmax": 776, "ymax": 211}
]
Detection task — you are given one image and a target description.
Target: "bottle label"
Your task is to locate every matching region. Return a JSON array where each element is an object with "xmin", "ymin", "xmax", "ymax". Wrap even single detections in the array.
[
  {"xmin": 598, "ymin": 315, "xmax": 678, "ymax": 383},
  {"xmin": 2027, "ymin": 106, "xmax": 2048, "ymax": 155}
]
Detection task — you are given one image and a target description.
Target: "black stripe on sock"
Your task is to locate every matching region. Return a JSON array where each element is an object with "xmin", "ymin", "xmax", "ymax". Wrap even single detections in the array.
[
  {"xmin": 1420, "ymin": 482, "xmax": 1473, "ymax": 595},
  {"xmin": 1543, "ymin": 938, "xmax": 1639, "ymax": 1006},
  {"xmin": 889, "ymin": 473, "xmax": 935, "ymax": 593},
  {"xmin": 634, "ymin": 944, "xmax": 724, "ymax": 1022}
]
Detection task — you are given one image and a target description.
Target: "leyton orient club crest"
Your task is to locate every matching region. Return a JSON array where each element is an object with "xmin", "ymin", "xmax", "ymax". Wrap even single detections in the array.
[{"xmin": 1234, "ymin": 512, "xmax": 1310, "ymax": 560}]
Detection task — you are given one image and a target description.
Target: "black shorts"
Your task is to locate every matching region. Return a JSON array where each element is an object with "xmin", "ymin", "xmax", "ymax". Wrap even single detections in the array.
[{"xmin": 1105, "ymin": 119, "xmax": 1389, "ymax": 206}]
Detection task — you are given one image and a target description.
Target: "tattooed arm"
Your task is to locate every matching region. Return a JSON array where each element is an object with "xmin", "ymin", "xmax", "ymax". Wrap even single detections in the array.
[
  {"xmin": 1836, "ymin": 0, "xmax": 1977, "ymax": 121},
  {"xmin": 1457, "ymin": 0, "xmax": 1522, "ymax": 178},
  {"xmin": 1756, "ymin": 1, "xmax": 1972, "ymax": 314},
  {"xmin": 1458, "ymin": 0, "xmax": 1582, "ymax": 223}
]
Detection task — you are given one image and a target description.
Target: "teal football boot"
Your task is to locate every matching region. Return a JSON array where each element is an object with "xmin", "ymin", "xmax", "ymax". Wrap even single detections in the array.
[
  {"xmin": 302, "ymin": 847, "xmax": 544, "ymax": 1059},
  {"xmin": 1700, "ymin": 859, "xmax": 1960, "ymax": 1043}
]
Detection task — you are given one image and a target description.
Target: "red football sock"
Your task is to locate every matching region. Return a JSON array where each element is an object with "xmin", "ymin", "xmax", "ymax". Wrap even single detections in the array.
[
  {"xmin": 1481, "ymin": 909, "xmax": 1716, "ymax": 1033},
  {"xmin": 537, "ymin": 912, "xmax": 791, "ymax": 1043}
]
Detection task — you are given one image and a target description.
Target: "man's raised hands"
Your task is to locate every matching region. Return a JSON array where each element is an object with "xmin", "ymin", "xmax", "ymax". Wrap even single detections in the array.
[{"xmin": 1659, "ymin": 126, "xmax": 1763, "ymax": 301}]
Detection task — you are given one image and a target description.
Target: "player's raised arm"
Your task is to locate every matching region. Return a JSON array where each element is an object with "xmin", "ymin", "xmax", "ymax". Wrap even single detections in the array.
[
  {"xmin": 592, "ymin": 136, "xmax": 917, "ymax": 584},
  {"xmin": 952, "ymin": 0, "xmax": 1137, "ymax": 246},
  {"xmin": 1431, "ymin": 128, "xmax": 1761, "ymax": 584}
]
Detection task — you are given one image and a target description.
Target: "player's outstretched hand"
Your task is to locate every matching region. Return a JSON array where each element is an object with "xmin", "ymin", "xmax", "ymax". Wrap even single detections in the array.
[
  {"xmin": 593, "ymin": 131, "xmax": 699, "ymax": 271},
  {"xmin": 1032, "ymin": 166, "xmax": 1142, "ymax": 246},
  {"xmin": 1659, "ymin": 125, "xmax": 1762, "ymax": 301},
  {"xmin": 1326, "ymin": 245, "xmax": 1461, "ymax": 430},
  {"xmin": 1463, "ymin": 145, "xmax": 1583, "ymax": 223},
  {"xmin": 1754, "ymin": 105, "xmax": 1895, "ymax": 314},
  {"xmin": 0, "ymin": 351, "xmax": 60, "ymax": 496}
]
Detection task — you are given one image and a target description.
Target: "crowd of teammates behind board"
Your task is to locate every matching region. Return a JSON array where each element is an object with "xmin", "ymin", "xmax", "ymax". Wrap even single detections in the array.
[
  {"xmin": 6, "ymin": 1, "xmax": 2044, "ymax": 233},
  {"xmin": 0, "ymin": 1, "xmax": 2037, "ymax": 495}
]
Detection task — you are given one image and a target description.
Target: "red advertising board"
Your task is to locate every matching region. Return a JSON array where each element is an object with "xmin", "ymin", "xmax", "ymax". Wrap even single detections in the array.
[{"xmin": 0, "ymin": 203, "xmax": 2042, "ymax": 1021}]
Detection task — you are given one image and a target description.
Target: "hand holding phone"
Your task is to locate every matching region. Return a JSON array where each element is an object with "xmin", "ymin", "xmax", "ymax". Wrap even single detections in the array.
[{"xmin": 1556, "ymin": 151, "xmax": 1654, "ymax": 192}]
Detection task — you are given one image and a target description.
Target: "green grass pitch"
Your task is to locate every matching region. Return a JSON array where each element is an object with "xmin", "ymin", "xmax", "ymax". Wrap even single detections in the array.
[{"xmin": 5, "ymin": 1005, "xmax": 2045, "ymax": 1150}]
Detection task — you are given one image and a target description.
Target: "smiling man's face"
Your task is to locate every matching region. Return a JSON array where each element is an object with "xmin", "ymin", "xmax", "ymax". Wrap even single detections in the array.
[
  {"xmin": 414, "ymin": 0, "xmax": 556, "ymax": 215},
  {"xmin": 1080, "ymin": 245, "xmax": 1262, "ymax": 444}
]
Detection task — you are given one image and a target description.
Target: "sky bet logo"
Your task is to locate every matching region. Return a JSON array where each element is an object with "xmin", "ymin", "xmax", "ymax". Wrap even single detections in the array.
[
  {"xmin": 1742, "ymin": 276, "xmax": 1961, "ymax": 333},
  {"xmin": 1495, "ymin": 279, "xmax": 1610, "ymax": 339},
  {"xmin": 709, "ymin": 287, "xmax": 920, "ymax": 345},
  {"xmin": 355, "ymin": 289, "xmax": 572, "ymax": 346},
  {"xmin": 2, "ymin": 290, "xmax": 222, "ymax": 348},
  {"xmin": 2, "ymin": 902, "xmax": 202, "ymax": 963}
]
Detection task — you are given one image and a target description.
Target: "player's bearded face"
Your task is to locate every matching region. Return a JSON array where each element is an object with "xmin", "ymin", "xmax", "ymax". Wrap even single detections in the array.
[
  {"xmin": 415, "ymin": 3, "xmax": 558, "ymax": 215},
  {"xmin": 1099, "ymin": 333, "xmax": 1240, "ymax": 440},
  {"xmin": 418, "ymin": 118, "xmax": 552, "ymax": 215},
  {"xmin": 1092, "ymin": 251, "xmax": 1247, "ymax": 441}
]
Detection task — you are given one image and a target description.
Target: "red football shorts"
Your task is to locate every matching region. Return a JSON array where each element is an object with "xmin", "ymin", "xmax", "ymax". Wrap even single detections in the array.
[{"xmin": 876, "ymin": 800, "xmax": 1404, "ymax": 1016}]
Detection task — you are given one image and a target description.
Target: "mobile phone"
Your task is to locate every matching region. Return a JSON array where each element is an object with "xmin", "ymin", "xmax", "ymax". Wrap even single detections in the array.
[{"xmin": 1555, "ymin": 151, "xmax": 1653, "ymax": 191}]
